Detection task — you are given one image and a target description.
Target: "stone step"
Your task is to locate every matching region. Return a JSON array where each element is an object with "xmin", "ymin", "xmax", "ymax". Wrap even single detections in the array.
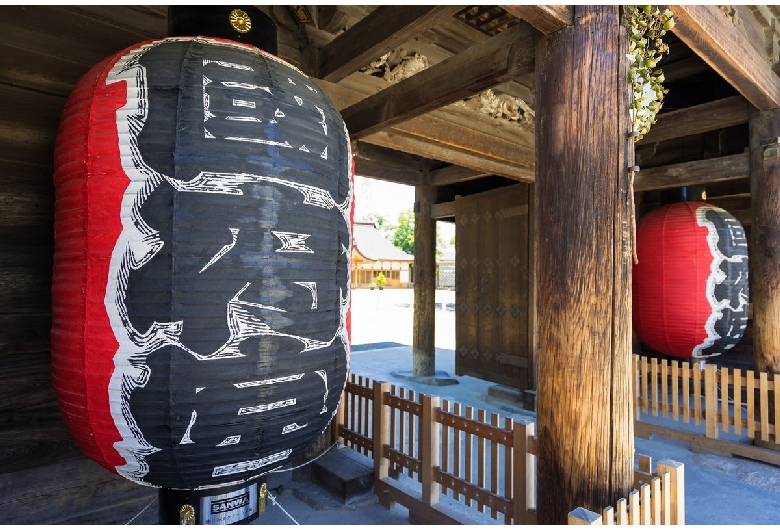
[{"xmin": 309, "ymin": 446, "xmax": 375, "ymax": 504}]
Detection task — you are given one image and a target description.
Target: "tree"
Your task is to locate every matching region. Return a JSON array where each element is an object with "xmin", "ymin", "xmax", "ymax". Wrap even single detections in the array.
[
  {"xmin": 385, "ymin": 210, "xmax": 448, "ymax": 258},
  {"xmin": 391, "ymin": 210, "xmax": 415, "ymax": 255},
  {"xmin": 362, "ymin": 213, "xmax": 392, "ymax": 236}
]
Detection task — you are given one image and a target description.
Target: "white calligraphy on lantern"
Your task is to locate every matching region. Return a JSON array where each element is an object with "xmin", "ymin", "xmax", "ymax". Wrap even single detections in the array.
[
  {"xmin": 102, "ymin": 37, "xmax": 351, "ymax": 488},
  {"xmin": 200, "ymin": 228, "xmax": 239, "ymax": 273},
  {"xmin": 201, "ymin": 59, "xmax": 330, "ymax": 160},
  {"xmin": 694, "ymin": 206, "xmax": 750, "ymax": 356}
]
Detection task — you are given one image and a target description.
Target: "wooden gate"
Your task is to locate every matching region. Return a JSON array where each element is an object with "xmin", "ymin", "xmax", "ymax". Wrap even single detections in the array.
[{"xmin": 454, "ymin": 184, "xmax": 536, "ymax": 390}]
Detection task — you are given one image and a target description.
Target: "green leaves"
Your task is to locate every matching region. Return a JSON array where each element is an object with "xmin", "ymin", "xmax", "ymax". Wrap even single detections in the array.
[{"xmin": 625, "ymin": 6, "xmax": 674, "ymax": 141}]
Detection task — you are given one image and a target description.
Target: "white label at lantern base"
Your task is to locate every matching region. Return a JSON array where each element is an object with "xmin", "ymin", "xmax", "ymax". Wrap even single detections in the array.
[{"xmin": 200, "ymin": 482, "xmax": 258, "ymax": 525}]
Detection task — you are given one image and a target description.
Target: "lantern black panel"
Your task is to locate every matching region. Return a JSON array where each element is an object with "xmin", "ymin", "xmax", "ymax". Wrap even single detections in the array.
[{"xmin": 51, "ymin": 37, "xmax": 353, "ymax": 491}]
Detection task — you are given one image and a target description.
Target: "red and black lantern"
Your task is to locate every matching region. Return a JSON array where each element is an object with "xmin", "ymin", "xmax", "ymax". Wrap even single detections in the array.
[
  {"xmin": 51, "ymin": 7, "xmax": 352, "ymax": 519},
  {"xmin": 633, "ymin": 190, "xmax": 749, "ymax": 359}
]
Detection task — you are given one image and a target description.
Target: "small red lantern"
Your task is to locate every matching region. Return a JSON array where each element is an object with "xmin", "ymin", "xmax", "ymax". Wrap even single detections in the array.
[
  {"xmin": 633, "ymin": 198, "xmax": 749, "ymax": 359},
  {"xmin": 51, "ymin": 28, "xmax": 353, "ymax": 506}
]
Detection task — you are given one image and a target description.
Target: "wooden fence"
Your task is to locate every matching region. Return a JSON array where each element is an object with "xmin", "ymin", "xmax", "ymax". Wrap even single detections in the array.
[
  {"xmin": 334, "ymin": 374, "xmax": 685, "ymax": 525},
  {"xmin": 633, "ymin": 354, "xmax": 780, "ymax": 466}
]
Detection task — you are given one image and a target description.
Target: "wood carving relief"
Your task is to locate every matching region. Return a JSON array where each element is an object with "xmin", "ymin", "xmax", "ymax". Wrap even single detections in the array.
[{"xmin": 359, "ymin": 48, "xmax": 430, "ymax": 83}]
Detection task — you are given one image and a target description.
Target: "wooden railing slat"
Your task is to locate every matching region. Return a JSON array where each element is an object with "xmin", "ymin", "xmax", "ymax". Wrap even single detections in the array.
[
  {"xmin": 441, "ymin": 399, "xmax": 450, "ymax": 497},
  {"xmin": 603, "ymin": 505, "xmax": 614, "ymax": 525},
  {"xmin": 682, "ymin": 361, "xmax": 691, "ymax": 424},
  {"xmin": 733, "ymin": 369, "xmax": 742, "ymax": 436},
  {"xmin": 513, "ymin": 421, "xmax": 535, "ymax": 524},
  {"xmin": 661, "ymin": 360, "xmax": 669, "ymax": 419},
  {"xmin": 640, "ymin": 483, "xmax": 651, "ymax": 524},
  {"xmin": 720, "ymin": 366, "xmax": 730, "ymax": 434},
  {"xmin": 705, "ymin": 364, "xmax": 718, "ymax": 438},
  {"xmin": 774, "ymin": 374, "xmax": 780, "ymax": 440},
  {"xmin": 747, "ymin": 370, "xmax": 755, "ymax": 438},
  {"xmin": 504, "ymin": 417, "xmax": 513, "ymax": 525},
  {"xmin": 651, "ymin": 358, "xmax": 659, "ymax": 417},
  {"xmin": 671, "ymin": 361, "xmax": 679, "ymax": 422},
  {"xmin": 641, "ymin": 357, "xmax": 649, "ymax": 415},
  {"xmin": 421, "ymin": 394, "xmax": 440, "ymax": 505},
  {"xmin": 616, "ymin": 498, "xmax": 627, "ymax": 525},
  {"xmin": 465, "ymin": 406, "xmax": 474, "ymax": 491},
  {"xmin": 760, "ymin": 372, "xmax": 770, "ymax": 442},
  {"xmin": 658, "ymin": 460, "xmax": 685, "ymax": 525},
  {"xmin": 409, "ymin": 390, "xmax": 417, "ymax": 479},
  {"xmin": 651, "ymin": 476, "xmax": 662, "ymax": 524},
  {"xmin": 373, "ymin": 382, "xmax": 390, "ymax": 481},
  {"xmin": 477, "ymin": 409, "xmax": 487, "ymax": 512},
  {"xmin": 693, "ymin": 363, "xmax": 702, "ymax": 426},
  {"xmin": 633, "ymin": 355, "xmax": 640, "ymax": 418},
  {"xmin": 453, "ymin": 402, "xmax": 462, "ymax": 501}
]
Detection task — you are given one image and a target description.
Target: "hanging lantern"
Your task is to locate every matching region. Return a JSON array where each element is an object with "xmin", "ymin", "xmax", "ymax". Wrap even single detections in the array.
[
  {"xmin": 51, "ymin": 24, "xmax": 353, "ymax": 509},
  {"xmin": 633, "ymin": 196, "xmax": 749, "ymax": 359}
]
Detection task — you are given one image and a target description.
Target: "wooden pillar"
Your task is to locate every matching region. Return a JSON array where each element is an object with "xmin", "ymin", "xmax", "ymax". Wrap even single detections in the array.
[
  {"xmin": 413, "ymin": 180, "xmax": 437, "ymax": 376},
  {"xmin": 749, "ymin": 107, "xmax": 780, "ymax": 375},
  {"xmin": 535, "ymin": 6, "xmax": 634, "ymax": 524}
]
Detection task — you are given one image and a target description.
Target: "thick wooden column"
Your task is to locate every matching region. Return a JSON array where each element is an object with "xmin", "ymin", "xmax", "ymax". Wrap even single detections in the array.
[
  {"xmin": 413, "ymin": 180, "xmax": 437, "ymax": 376},
  {"xmin": 535, "ymin": 6, "xmax": 634, "ymax": 524},
  {"xmin": 749, "ymin": 107, "xmax": 780, "ymax": 375}
]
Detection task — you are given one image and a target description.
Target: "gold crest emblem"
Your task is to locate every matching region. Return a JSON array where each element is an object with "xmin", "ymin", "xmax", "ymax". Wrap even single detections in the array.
[
  {"xmin": 179, "ymin": 504, "xmax": 195, "ymax": 525},
  {"xmin": 229, "ymin": 9, "xmax": 252, "ymax": 34}
]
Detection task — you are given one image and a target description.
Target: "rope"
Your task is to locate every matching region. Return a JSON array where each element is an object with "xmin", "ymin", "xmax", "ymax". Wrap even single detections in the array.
[
  {"xmin": 125, "ymin": 499, "xmax": 154, "ymax": 525},
  {"xmin": 267, "ymin": 491, "xmax": 299, "ymax": 525}
]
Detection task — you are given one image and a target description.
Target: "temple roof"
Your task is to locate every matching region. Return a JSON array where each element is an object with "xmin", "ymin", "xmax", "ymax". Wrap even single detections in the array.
[{"xmin": 353, "ymin": 222, "xmax": 414, "ymax": 262}]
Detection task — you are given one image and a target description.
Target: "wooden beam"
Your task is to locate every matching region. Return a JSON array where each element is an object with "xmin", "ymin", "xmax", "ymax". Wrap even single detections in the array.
[
  {"xmin": 341, "ymin": 22, "xmax": 535, "ymax": 140},
  {"xmin": 501, "ymin": 5, "xmax": 572, "ymax": 34},
  {"xmin": 430, "ymin": 201, "xmax": 455, "ymax": 219},
  {"xmin": 389, "ymin": 113, "xmax": 535, "ymax": 176},
  {"xmin": 638, "ymin": 95, "xmax": 749, "ymax": 145},
  {"xmin": 317, "ymin": 6, "xmax": 464, "ymax": 82},
  {"xmin": 314, "ymin": 78, "xmax": 535, "ymax": 182},
  {"xmin": 633, "ymin": 152, "xmax": 749, "ymax": 191},
  {"xmin": 367, "ymin": 130, "xmax": 535, "ymax": 182},
  {"xmin": 669, "ymin": 5, "xmax": 780, "ymax": 110},
  {"xmin": 661, "ymin": 55, "xmax": 711, "ymax": 82},
  {"xmin": 749, "ymin": 108, "xmax": 780, "ymax": 374},
  {"xmin": 352, "ymin": 142, "xmax": 424, "ymax": 186},
  {"xmin": 431, "ymin": 165, "xmax": 491, "ymax": 186}
]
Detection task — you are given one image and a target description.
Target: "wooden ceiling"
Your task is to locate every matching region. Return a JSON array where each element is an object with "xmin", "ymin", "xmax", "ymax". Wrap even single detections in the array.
[
  {"xmin": 278, "ymin": 5, "xmax": 779, "ymax": 226},
  {"xmin": 2, "ymin": 5, "xmax": 780, "ymax": 210}
]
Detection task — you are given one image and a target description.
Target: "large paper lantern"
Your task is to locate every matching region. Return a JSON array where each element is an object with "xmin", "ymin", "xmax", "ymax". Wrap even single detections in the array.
[
  {"xmin": 633, "ymin": 200, "xmax": 749, "ymax": 359},
  {"xmin": 51, "ymin": 33, "xmax": 352, "ymax": 499}
]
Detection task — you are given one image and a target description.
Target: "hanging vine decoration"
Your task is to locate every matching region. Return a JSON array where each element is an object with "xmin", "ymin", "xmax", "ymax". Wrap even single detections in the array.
[
  {"xmin": 625, "ymin": 6, "xmax": 674, "ymax": 265},
  {"xmin": 626, "ymin": 6, "xmax": 675, "ymax": 141}
]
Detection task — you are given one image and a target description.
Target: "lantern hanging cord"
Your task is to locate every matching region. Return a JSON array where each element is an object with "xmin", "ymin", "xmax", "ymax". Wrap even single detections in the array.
[
  {"xmin": 267, "ymin": 491, "xmax": 300, "ymax": 525},
  {"xmin": 125, "ymin": 499, "xmax": 154, "ymax": 525},
  {"xmin": 628, "ymin": 166, "xmax": 639, "ymax": 265}
]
